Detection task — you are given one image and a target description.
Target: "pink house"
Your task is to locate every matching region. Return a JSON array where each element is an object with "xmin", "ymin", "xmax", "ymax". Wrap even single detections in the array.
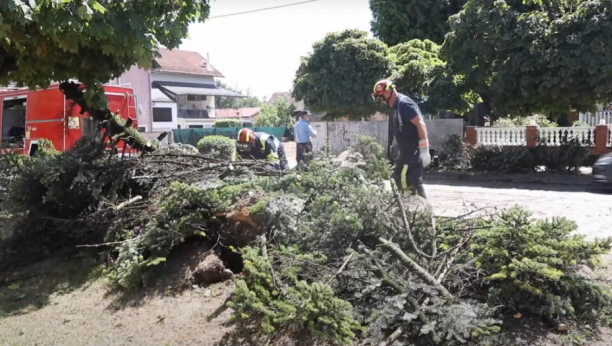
[
  {"xmin": 114, "ymin": 49, "xmax": 243, "ymax": 132},
  {"xmin": 108, "ymin": 65, "xmax": 153, "ymax": 132}
]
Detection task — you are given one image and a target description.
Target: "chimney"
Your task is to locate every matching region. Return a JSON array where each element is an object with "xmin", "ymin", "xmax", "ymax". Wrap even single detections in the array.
[{"xmin": 206, "ymin": 52, "xmax": 212, "ymax": 71}]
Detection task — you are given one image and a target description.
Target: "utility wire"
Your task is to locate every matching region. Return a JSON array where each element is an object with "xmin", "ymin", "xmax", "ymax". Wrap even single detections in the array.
[{"xmin": 209, "ymin": 0, "xmax": 319, "ymax": 19}]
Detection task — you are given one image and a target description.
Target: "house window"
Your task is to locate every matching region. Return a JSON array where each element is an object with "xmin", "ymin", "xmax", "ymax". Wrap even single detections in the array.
[
  {"xmin": 153, "ymin": 107, "xmax": 173, "ymax": 122},
  {"xmin": 177, "ymin": 125, "xmax": 181, "ymax": 129},
  {"xmin": 187, "ymin": 94, "xmax": 207, "ymax": 101},
  {"xmin": 137, "ymin": 126, "xmax": 147, "ymax": 132},
  {"xmin": 188, "ymin": 125, "xmax": 204, "ymax": 128}
]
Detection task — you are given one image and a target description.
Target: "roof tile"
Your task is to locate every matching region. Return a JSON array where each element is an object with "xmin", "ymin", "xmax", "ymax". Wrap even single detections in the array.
[
  {"xmin": 155, "ymin": 48, "xmax": 224, "ymax": 77},
  {"xmin": 216, "ymin": 107, "xmax": 260, "ymax": 118}
]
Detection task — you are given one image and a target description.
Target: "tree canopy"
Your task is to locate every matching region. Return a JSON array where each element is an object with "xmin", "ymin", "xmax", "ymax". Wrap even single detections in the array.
[
  {"xmin": 214, "ymin": 80, "xmax": 262, "ymax": 109},
  {"xmin": 369, "ymin": 0, "xmax": 465, "ymax": 46},
  {"xmin": 254, "ymin": 99, "xmax": 296, "ymax": 130},
  {"xmin": 292, "ymin": 29, "xmax": 393, "ymax": 120},
  {"xmin": 444, "ymin": 0, "xmax": 612, "ymax": 116},
  {"xmin": 390, "ymin": 39, "xmax": 475, "ymax": 115},
  {"xmin": 292, "ymin": 31, "xmax": 472, "ymax": 119},
  {"xmin": 0, "ymin": 0, "xmax": 209, "ymax": 108}
]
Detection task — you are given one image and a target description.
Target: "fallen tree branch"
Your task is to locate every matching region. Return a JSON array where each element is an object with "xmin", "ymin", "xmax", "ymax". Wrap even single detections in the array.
[
  {"xmin": 116, "ymin": 196, "xmax": 142, "ymax": 210},
  {"xmin": 358, "ymin": 243, "xmax": 440, "ymax": 344},
  {"xmin": 378, "ymin": 327, "xmax": 403, "ymax": 346},
  {"xmin": 259, "ymin": 234, "xmax": 281, "ymax": 295},
  {"xmin": 431, "ymin": 216, "xmax": 438, "ymax": 258},
  {"xmin": 325, "ymin": 252, "xmax": 353, "ymax": 285},
  {"xmin": 378, "ymin": 237, "xmax": 454, "ymax": 301},
  {"xmin": 434, "ymin": 234, "xmax": 474, "ymax": 282},
  {"xmin": 390, "ymin": 180, "xmax": 434, "ymax": 260},
  {"xmin": 76, "ymin": 235, "xmax": 144, "ymax": 248},
  {"xmin": 358, "ymin": 243, "xmax": 406, "ymax": 293}
]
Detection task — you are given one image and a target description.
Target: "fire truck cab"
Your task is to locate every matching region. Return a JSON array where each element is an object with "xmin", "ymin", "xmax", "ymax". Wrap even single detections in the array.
[{"xmin": 0, "ymin": 83, "xmax": 138, "ymax": 155}]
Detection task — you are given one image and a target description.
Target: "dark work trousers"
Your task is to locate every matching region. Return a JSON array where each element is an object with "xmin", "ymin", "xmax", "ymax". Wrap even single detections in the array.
[
  {"xmin": 393, "ymin": 160, "xmax": 427, "ymax": 199},
  {"xmin": 296, "ymin": 142, "xmax": 313, "ymax": 164},
  {"xmin": 277, "ymin": 142, "xmax": 289, "ymax": 170}
]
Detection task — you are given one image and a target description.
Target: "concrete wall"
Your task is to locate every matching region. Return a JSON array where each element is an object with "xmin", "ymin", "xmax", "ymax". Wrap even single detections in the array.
[
  {"xmin": 177, "ymin": 118, "xmax": 216, "ymax": 129},
  {"xmin": 115, "ymin": 65, "xmax": 153, "ymax": 131},
  {"xmin": 310, "ymin": 119, "xmax": 464, "ymax": 155}
]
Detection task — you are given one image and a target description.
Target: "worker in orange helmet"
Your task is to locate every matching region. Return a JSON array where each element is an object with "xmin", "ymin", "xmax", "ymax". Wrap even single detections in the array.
[
  {"xmin": 372, "ymin": 78, "xmax": 430, "ymax": 199},
  {"xmin": 236, "ymin": 128, "xmax": 288, "ymax": 171}
]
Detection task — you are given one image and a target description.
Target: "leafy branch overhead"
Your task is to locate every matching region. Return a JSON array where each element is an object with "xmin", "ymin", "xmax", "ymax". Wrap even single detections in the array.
[
  {"xmin": 0, "ymin": 0, "xmax": 210, "ymax": 109},
  {"xmin": 443, "ymin": 0, "xmax": 612, "ymax": 115},
  {"xmin": 299, "ymin": 0, "xmax": 612, "ymax": 120},
  {"xmin": 292, "ymin": 29, "xmax": 393, "ymax": 120},
  {"xmin": 370, "ymin": 0, "xmax": 466, "ymax": 46},
  {"xmin": 292, "ymin": 29, "xmax": 473, "ymax": 118}
]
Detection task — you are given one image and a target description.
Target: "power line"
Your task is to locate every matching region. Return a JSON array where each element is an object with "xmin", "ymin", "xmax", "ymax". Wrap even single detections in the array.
[{"xmin": 209, "ymin": 0, "xmax": 319, "ymax": 19}]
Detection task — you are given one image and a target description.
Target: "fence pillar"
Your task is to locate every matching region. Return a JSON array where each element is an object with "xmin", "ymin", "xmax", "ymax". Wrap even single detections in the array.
[
  {"xmin": 465, "ymin": 126, "xmax": 477, "ymax": 145},
  {"xmin": 594, "ymin": 124, "xmax": 610, "ymax": 155},
  {"xmin": 526, "ymin": 125, "xmax": 539, "ymax": 147}
]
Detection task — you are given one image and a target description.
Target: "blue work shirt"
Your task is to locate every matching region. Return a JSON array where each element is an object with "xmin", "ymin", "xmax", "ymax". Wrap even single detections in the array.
[{"xmin": 294, "ymin": 119, "xmax": 316, "ymax": 144}]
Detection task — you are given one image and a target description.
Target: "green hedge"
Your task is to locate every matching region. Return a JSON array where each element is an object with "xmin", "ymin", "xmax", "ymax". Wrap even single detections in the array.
[
  {"xmin": 197, "ymin": 135, "xmax": 236, "ymax": 161},
  {"xmin": 435, "ymin": 135, "xmax": 591, "ymax": 173},
  {"xmin": 173, "ymin": 127, "xmax": 287, "ymax": 147},
  {"xmin": 214, "ymin": 119, "xmax": 244, "ymax": 128}
]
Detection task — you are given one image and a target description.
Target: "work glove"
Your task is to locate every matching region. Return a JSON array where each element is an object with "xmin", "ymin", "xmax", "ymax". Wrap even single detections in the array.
[{"xmin": 419, "ymin": 139, "xmax": 431, "ymax": 167}]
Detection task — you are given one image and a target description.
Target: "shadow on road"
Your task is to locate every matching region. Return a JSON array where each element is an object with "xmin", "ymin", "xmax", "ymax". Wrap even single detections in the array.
[
  {"xmin": 425, "ymin": 179, "xmax": 612, "ymax": 194},
  {"xmin": 0, "ymin": 258, "xmax": 100, "ymax": 317}
]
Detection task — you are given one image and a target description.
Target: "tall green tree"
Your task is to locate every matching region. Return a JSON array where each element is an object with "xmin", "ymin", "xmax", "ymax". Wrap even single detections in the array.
[
  {"xmin": 444, "ymin": 0, "xmax": 612, "ymax": 117},
  {"xmin": 390, "ymin": 39, "xmax": 475, "ymax": 115},
  {"xmin": 0, "ymin": 0, "xmax": 209, "ymax": 150},
  {"xmin": 214, "ymin": 80, "xmax": 261, "ymax": 109},
  {"xmin": 369, "ymin": 0, "xmax": 466, "ymax": 46},
  {"xmin": 255, "ymin": 99, "xmax": 295, "ymax": 130},
  {"xmin": 292, "ymin": 29, "xmax": 393, "ymax": 119}
]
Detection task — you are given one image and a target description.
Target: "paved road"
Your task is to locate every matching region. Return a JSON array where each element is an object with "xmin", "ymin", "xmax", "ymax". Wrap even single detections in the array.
[{"xmin": 427, "ymin": 182, "xmax": 612, "ymax": 240}]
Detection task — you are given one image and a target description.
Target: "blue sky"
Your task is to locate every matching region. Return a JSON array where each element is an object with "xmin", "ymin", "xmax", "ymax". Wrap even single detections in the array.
[{"xmin": 180, "ymin": 0, "xmax": 373, "ymax": 100}]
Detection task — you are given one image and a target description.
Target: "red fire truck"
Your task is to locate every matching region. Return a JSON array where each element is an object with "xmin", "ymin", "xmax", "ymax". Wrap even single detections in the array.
[{"xmin": 0, "ymin": 83, "xmax": 138, "ymax": 155}]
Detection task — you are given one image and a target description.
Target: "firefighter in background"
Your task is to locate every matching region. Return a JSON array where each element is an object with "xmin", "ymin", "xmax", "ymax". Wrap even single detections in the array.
[
  {"xmin": 372, "ymin": 79, "xmax": 431, "ymax": 199},
  {"xmin": 236, "ymin": 128, "xmax": 289, "ymax": 171}
]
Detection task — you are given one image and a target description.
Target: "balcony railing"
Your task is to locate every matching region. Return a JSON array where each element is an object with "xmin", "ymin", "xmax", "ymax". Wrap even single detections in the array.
[{"xmin": 178, "ymin": 109, "xmax": 210, "ymax": 118}]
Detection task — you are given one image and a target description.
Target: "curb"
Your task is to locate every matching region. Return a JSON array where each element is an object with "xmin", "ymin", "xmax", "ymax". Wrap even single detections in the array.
[{"xmin": 424, "ymin": 170, "xmax": 593, "ymax": 186}]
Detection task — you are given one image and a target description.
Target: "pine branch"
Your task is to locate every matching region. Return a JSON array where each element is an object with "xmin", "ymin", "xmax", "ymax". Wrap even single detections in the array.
[
  {"xmin": 378, "ymin": 327, "xmax": 403, "ymax": 346},
  {"xmin": 358, "ymin": 243, "xmax": 441, "ymax": 344},
  {"xmin": 434, "ymin": 234, "xmax": 474, "ymax": 282},
  {"xmin": 378, "ymin": 237, "xmax": 454, "ymax": 301},
  {"xmin": 390, "ymin": 180, "xmax": 434, "ymax": 260}
]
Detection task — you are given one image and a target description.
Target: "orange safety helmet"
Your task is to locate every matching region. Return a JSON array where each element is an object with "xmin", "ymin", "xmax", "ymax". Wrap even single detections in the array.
[
  {"xmin": 237, "ymin": 128, "xmax": 256, "ymax": 144},
  {"xmin": 237, "ymin": 128, "xmax": 256, "ymax": 153}
]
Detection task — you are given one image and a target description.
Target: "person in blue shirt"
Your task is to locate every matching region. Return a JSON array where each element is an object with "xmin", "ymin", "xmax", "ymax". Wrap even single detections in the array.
[
  {"xmin": 372, "ymin": 79, "xmax": 431, "ymax": 199},
  {"xmin": 294, "ymin": 110, "xmax": 317, "ymax": 164}
]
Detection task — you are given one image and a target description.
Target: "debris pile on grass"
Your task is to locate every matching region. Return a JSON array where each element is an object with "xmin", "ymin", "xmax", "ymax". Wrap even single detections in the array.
[{"xmin": 1, "ymin": 135, "xmax": 612, "ymax": 346}]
